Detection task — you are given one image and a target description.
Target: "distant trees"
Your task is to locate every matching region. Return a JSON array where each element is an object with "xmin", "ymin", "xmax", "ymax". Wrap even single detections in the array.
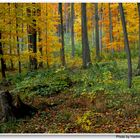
[
  {"xmin": 81, "ymin": 3, "xmax": 91, "ymax": 68},
  {"xmin": 0, "ymin": 3, "xmax": 139, "ymax": 89},
  {"xmin": 119, "ymin": 3, "xmax": 132, "ymax": 88}
]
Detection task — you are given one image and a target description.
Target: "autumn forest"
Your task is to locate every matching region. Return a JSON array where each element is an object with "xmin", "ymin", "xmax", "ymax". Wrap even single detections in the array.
[{"xmin": 0, "ymin": 3, "xmax": 140, "ymax": 133}]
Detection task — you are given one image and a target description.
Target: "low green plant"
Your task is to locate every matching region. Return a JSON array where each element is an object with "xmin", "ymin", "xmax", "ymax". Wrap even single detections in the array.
[
  {"xmin": 0, "ymin": 120, "xmax": 20, "ymax": 133},
  {"xmin": 76, "ymin": 111, "xmax": 94, "ymax": 132},
  {"xmin": 56, "ymin": 110, "xmax": 71, "ymax": 123}
]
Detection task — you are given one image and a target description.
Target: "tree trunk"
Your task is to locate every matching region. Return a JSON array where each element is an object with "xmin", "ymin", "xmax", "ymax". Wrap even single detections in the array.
[
  {"xmin": 71, "ymin": 3, "xmax": 75, "ymax": 58},
  {"xmin": 8, "ymin": 3, "xmax": 14, "ymax": 71},
  {"xmin": 0, "ymin": 32, "xmax": 6, "ymax": 79},
  {"xmin": 119, "ymin": 3, "xmax": 132, "ymax": 88},
  {"xmin": 137, "ymin": 3, "xmax": 140, "ymax": 75},
  {"xmin": 0, "ymin": 91, "xmax": 16, "ymax": 122},
  {"xmin": 64, "ymin": 3, "xmax": 70, "ymax": 33},
  {"xmin": 9, "ymin": 44, "xmax": 14, "ymax": 70},
  {"xmin": 32, "ymin": 21, "xmax": 37, "ymax": 70},
  {"xmin": 15, "ymin": 4, "xmax": 21, "ymax": 74},
  {"xmin": 65, "ymin": 3, "xmax": 71, "ymax": 34},
  {"xmin": 38, "ymin": 31, "xmax": 43, "ymax": 68},
  {"xmin": 17, "ymin": 37, "xmax": 22, "ymax": 73},
  {"xmin": 109, "ymin": 3, "xmax": 114, "ymax": 53},
  {"xmin": 99, "ymin": 4, "xmax": 103, "ymax": 53},
  {"xmin": 81, "ymin": 3, "xmax": 91, "ymax": 68},
  {"xmin": 0, "ymin": 90, "xmax": 37, "ymax": 122},
  {"xmin": 27, "ymin": 8, "xmax": 37, "ymax": 70},
  {"xmin": 92, "ymin": 18, "xmax": 95, "ymax": 47},
  {"xmin": 59, "ymin": 3, "xmax": 66, "ymax": 66},
  {"xmin": 95, "ymin": 3, "xmax": 100, "ymax": 60}
]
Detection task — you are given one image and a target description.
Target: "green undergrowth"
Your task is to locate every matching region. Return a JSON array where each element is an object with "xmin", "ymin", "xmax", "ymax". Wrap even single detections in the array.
[
  {"xmin": 12, "ymin": 67, "xmax": 71, "ymax": 97},
  {"xmin": 1, "ymin": 59, "xmax": 140, "ymax": 133},
  {"xmin": 8, "ymin": 60, "xmax": 140, "ymax": 107}
]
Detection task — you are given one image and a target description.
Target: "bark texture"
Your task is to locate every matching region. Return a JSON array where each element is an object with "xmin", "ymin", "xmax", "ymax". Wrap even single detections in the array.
[
  {"xmin": 81, "ymin": 3, "xmax": 91, "ymax": 68},
  {"xmin": 0, "ymin": 32, "xmax": 6, "ymax": 79},
  {"xmin": 95, "ymin": 3, "xmax": 100, "ymax": 60},
  {"xmin": 27, "ymin": 8, "xmax": 37, "ymax": 70},
  {"xmin": 0, "ymin": 90, "xmax": 37, "ymax": 122},
  {"xmin": 119, "ymin": 3, "xmax": 132, "ymax": 88},
  {"xmin": 59, "ymin": 3, "xmax": 66, "ymax": 66},
  {"xmin": 71, "ymin": 3, "xmax": 75, "ymax": 58}
]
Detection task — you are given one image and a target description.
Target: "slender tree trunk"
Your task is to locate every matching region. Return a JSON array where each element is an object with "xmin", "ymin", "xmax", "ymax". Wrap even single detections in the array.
[
  {"xmin": 17, "ymin": 36, "xmax": 21, "ymax": 73},
  {"xmin": 64, "ymin": 3, "xmax": 69, "ymax": 33},
  {"xmin": 119, "ymin": 3, "xmax": 132, "ymax": 88},
  {"xmin": 27, "ymin": 8, "xmax": 37, "ymax": 70},
  {"xmin": 46, "ymin": 4, "xmax": 49, "ymax": 68},
  {"xmin": 137, "ymin": 3, "xmax": 140, "ymax": 75},
  {"xmin": 38, "ymin": 31, "xmax": 43, "ymax": 68},
  {"xmin": 99, "ymin": 5, "xmax": 103, "ymax": 53},
  {"xmin": 32, "ymin": 20, "xmax": 37, "ymax": 70},
  {"xmin": 15, "ymin": 4, "xmax": 21, "ymax": 73},
  {"xmin": 8, "ymin": 3, "xmax": 14, "ymax": 70},
  {"xmin": 109, "ymin": 3, "xmax": 114, "ymax": 53},
  {"xmin": 92, "ymin": 18, "xmax": 95, "ymax": 47},
  {"xmin": 0, "ymin": 32, "xmax": 6, "ymax": 79},
  {"xmin": 95, "ymin": 3, "xmax": 100, "ymax": 60},
  {"xmin": 38, "ymin": 7, "xmax": 43, "ymax": 68},
  {"xmin": 20, "ymin": 3, "xmax": 24, "ymax": 52},
  {"xmin": 59, "ymin": 3, "xmax": 66, "ymax": 66},
  {"xmin": 81, "ymin": 3, "xmax": 91, "ymax": 68},
  {"xmin": 9, "ymin": 39, "xmax": 14, "ymax": 70},
  {"xmin": 65, "ymin": 3, "xmax": 71, "ymax": 34},
  {"xmin": 71, "ymin": 3, "xmax": 75, "ymax": 58}
]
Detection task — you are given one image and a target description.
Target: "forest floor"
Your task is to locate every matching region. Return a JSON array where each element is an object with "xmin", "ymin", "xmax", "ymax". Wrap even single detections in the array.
[{"xmin": 0, "ymin": 59, "xmax": 140, "ymax": 133}]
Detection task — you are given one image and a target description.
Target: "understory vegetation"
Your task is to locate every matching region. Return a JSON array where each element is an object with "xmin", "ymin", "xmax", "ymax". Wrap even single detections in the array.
[{"xmin": 0, "ymin": 57, "xmax": 140, "ymax": 133}]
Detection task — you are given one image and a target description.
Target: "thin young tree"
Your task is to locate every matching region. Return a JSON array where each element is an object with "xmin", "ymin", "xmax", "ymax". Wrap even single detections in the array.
[
  {"xmin": 109, "ymin": 3, "xmax": 114, "ymax": 53},
  {"xmin": 92, "ymin": 15, "xmax": 95, "ymax": 47},
  {"xmin": 137, "ymin": 3, "xmax": 140, "ymax": 75},
  {"xmin": 71, "ymin": 3, "xmax": 75, "ymax": 57},
  {"xmin": 95, "ymin": 3, "xmax": 100, "ymax": 60},
  {"xmin": 0, "ymin": 32, "xmax": 6, "ymax": 79},
  {"xmin": 59, "ymin": 3, "xmax": 66, "ymax": 66},
  {"xmin": 119, "ymin": 3, "xmax": 132, "ymax": 88},
  {"xmin": 15, "ymin": 4, "xmax": 21, "ymax": 73},
  {"xmin": 99, "ymin": 4, "xmax": 103, "ymax": 53},
  {"xmin": 38, "ymin": 6, "xmax": 43, "ymax": 68},
  {"xmin": 8, "ymin": 3, "xmax": 14, "ymax": 70},
  {"xmin": 81, "ymin": 3, "xmax": 91, "ymax": 68},
  {"xmin": 46, "ymin": 4, "xmax": 49, "ymax": 68},
  {"xmin": 27, "ymin": 5, "xmax": 37, "ymax": 70},
  {"xmin": 38, "ymin": 30, "xmax": 43, "ymax": 68}
]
